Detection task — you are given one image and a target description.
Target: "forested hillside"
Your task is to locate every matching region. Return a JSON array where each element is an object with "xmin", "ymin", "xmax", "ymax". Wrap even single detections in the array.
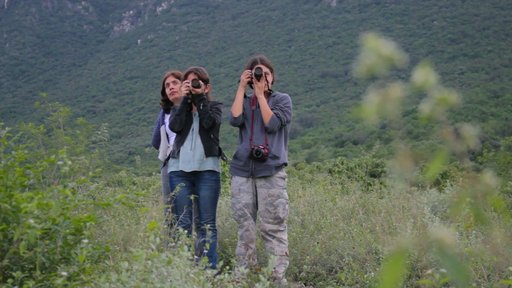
[{"xmin": 1, "ymin": 0, "xmax": 511, "ymax": 168}]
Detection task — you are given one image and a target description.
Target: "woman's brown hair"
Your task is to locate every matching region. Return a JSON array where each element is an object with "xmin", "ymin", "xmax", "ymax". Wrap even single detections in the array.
[{"xmin": 160, "ymin": 70, "xmax": 183, "ymax": 113}]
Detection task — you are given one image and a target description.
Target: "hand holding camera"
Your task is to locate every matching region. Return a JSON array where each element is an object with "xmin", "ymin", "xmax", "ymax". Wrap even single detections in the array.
[
  {"xmin": 189, "ymin": 78, "xmax": 204, "ymax": 95},
  {"xmin": 248, "ymin": 67, "xmax": 263, "ymax": 86},
  {"xmin": 191, "ymin": 78, "xmax": 202, "ymax": 90},
  {"xmin": 188, "ymin": 78, "xmax": 209, "ymax": 109},
  {"xmin": 239, "ymin": 70, "xmax": 252, "ymax": 88},
  {"xmin": 181, "ymin": 78, "xmax": 204, "ymax": 97}
]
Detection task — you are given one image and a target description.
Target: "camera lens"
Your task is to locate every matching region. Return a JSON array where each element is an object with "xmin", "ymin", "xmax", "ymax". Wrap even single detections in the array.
[
  {"xmin": 191, "ymin": 78, "xmax": 201, "ymax": 89},
  {"xmin": 253, "ymin": 67, "xmax": 263, "ymax": 82},
  {"xmin": 253, "ymin": 148, "xmax": 263, "ymax": 158},
  {"xmin": 250, "ymin": 145, "xmax": 268, "ymax": 161}
]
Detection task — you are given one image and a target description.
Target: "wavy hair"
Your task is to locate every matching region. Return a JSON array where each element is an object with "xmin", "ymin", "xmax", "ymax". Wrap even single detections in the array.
[{"xmin": 160, "ymin": 70, "xmax": 183, "ymax": 113}]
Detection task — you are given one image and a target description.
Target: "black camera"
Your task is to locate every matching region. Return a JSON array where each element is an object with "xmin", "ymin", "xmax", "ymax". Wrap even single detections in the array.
[
  {"xmin": 253, "ymin": 67, "xmax": 263, "ymax": 82},
  {"xmin": 248, "ymin": 67, "xmax": 263, "ymax": 88},
  {"xmin": 250, "ymin": 144, "xmax": 269, "ymax": 161},
  {"xmin": 191, "ymin": 78, "xmax": 202, "ymax": 89}
]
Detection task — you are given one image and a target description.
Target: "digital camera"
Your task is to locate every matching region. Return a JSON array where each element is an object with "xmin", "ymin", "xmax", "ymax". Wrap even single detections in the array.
[
  {"xmin": 248, "ymin": 67, "xmax": 263, "ymax": 87},
  {"xmin": 253, "ymin": 67, "xmax": 263, "ymax": 81},
  {"xmin": 250, "ymin": 144, "xmax": 269, "ymax": 161},
  {"xmin": 191, "ymin": 78, "xmax": 202, "ymax": 89}
]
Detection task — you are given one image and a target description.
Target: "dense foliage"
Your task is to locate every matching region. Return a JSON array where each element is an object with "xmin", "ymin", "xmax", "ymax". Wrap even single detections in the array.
[
  {"xmin": 1, "ymin": 0, "xmax": 511, "ymax": 168},
  {"xmin": 0, "ymin": 98, "xmax": 109, "ymax": 286}
]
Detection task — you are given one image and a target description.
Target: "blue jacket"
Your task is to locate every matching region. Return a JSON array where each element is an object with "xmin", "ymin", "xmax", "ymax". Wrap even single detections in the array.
[
  {"xmin": 151, "ymin": 109, "xmax": 166, "ymax": 150},
  {"xmin": 229, "ymin": 91, "xmax": 292, "ymax": 177}
]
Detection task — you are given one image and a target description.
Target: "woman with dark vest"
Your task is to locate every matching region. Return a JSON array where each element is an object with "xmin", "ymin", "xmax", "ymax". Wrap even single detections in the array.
[{"xmin": 167, "ymin": 66, "xmax": 223, "ymax": 269}]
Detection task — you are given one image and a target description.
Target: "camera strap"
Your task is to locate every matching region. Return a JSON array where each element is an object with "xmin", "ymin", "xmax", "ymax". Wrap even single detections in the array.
[{"xmin": 249, "ymin": 95, "xmax": 269, "ymax": 149}]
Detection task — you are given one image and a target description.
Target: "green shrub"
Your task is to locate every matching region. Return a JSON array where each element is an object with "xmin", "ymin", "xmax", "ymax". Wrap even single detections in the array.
[
  {"xmin": 0, "ymin": 123, "xmax": 106, "ymax": 287},
  {"xmin": 0, "ymin": 98, "xmax": 112, "ymax": 287}
]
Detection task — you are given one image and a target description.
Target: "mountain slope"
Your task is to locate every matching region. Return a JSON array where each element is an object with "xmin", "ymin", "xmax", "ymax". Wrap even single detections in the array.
[{"xmin": 1, "ymin": 0, "xmax": 511, "ymax": 166}]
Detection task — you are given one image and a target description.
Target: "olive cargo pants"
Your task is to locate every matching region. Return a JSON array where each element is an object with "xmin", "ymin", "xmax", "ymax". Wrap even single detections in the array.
[{"xmin": 230, "ymin": 169, "xmax": 289, "ymax": 281}]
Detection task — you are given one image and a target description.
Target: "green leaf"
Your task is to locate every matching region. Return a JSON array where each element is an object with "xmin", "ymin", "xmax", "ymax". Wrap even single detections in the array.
[
  {"xmin": 423, "ymin": 149, "xmax": 449, "ymax": 182},
  {"xmin": 146, "ymin": 220, "xmax": 159, "ymax": 232},
  {"xmin": 435, "ymin": 245, "xmax": 471, "ymax": 287},
  {"xmin": 377, "ymin": 248, "xmax": 410, "ymax": 288}
]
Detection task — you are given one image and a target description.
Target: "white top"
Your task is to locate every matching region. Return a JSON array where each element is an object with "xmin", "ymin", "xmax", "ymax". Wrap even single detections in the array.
[{"xmin": 158, "ymin": 112, "xmax": 176, "ymax": 162}]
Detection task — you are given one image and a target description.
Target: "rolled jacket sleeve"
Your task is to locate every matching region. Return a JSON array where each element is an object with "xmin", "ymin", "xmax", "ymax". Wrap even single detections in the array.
[
  {"xmin": 230, "ymin": 113, "xmax": 244, "ymax": 127},
  {"xmin": 265, "ymin": 93, "xmax": 292, "ymax": 133}
]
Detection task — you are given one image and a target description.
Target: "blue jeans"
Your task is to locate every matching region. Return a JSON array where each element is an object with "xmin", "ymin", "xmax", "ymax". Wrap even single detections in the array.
[
  {"xmin": 162, "ymin": 164, "xmax": 200, "ymax": 238},
  {"xmin": 169, "ymin": 170, "xmax": 220, "ymax": 268}
]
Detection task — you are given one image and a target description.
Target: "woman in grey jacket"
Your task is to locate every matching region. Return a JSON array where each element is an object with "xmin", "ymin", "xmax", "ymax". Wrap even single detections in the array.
[{"xmin": 229, "ymin": 55, "xmax": 292, "ymax": 285}]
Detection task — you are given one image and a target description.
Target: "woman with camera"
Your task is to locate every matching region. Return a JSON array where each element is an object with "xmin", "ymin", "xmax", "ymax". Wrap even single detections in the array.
[
  {"xmin": 229, "ymin": 54, "xmax": 293, "ymax": 285},
  {"xmin": 167, "ymin": 66, "xmax": 223, "ymax": 269}
]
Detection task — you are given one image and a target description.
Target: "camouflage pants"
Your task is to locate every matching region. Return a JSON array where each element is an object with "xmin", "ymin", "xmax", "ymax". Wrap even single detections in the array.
[{"xmin": 230, "ymin": 169, "xmax": 289, "ymax": 281}]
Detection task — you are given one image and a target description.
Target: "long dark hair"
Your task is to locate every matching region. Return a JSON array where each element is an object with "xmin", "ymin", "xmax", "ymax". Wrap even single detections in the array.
[
  {"xmin": 244, "ymin": 54, "xmax": 275, "ymax": 84},
  {"xmin": 182, "ymin": 66, "xmax": 213, "ymax": 101},
  {"xmin": 160, "ymin": 70, "xmax": 183, "ymax": 113}
]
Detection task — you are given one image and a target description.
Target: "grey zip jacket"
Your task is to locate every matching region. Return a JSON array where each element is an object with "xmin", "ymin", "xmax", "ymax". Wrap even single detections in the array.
[{"xmin": 229, "ymin": 91, "xmax": 292, "ymax": 177}]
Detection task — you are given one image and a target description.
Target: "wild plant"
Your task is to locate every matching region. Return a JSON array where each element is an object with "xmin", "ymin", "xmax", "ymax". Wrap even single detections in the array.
[{"xmin": 353, "ymin": 32, "xmax": 512, "ymax": 288}]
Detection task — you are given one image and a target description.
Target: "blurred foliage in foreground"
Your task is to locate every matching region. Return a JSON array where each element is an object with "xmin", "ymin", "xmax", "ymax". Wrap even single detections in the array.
[{"xmin": 350, "ymin": 32, "xmax": 512, "ymax": 288}]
